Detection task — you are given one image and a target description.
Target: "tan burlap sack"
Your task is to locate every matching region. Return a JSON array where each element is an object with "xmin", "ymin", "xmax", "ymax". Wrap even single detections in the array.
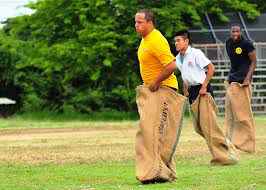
[
  {"xmin": 135, "ymin": 85, "xmax": 186, "ymax": 183},
  {"xmin": 191, "ymin": 94, "xmax": 239, "ymax": 165},
  {"xmin": 225, "ymin": 82, "xmax": 255, "ymax": 153}
]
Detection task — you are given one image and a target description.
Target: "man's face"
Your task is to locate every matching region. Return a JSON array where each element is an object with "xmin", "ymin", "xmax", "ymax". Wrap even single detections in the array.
[
  {"xmin": 175, "ymin": 36, "xmax": 189, "ymax": 52},
  {"xmin": 231, "ymin": 26, "xmax": 241, "ymax": 41},
  {"xmin": 135, "ymin": 13, "xmax": 150, "ymax": 36}
]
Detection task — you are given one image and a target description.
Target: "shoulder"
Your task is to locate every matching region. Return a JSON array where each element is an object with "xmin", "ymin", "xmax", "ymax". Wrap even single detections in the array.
[
  {"xmin": 242, "ymin": 39, "xmax": 254, "ymax": 47},
  {"xmin": 226, "ymin": 38, "xmax": 232, "ymax": 44},
  {"xmin": 193, "ymin": 48, "xmax": 210, "ymax": 61},
  {"xmin": 147, "ymin": 30, "xmax": 170, "ymax": 52},
  {"xmin": 226, "ymin": 38, "xmax": 234, "ymax": 49},
  {"xmin": 192, "ymin": 47, "xmax": 200, "ymax": 52},
  {"xmin": 191, "ymin": 48, "xmax": 211, "ymax": 67},
  {"xmin": 153, "ymin": 29, "xmax": 165, "ymax": 38},
  {"xmin": 241, "ymin": 39, "xmax": 255, "ymax": 52},
  {"xmin": 192, "ymin": 48, "xmax": 204, "ymax": 56},
  {"xmin": 150, "ymin": 29, "xmax": 168, "ymax": 44},
  {"xmin": 226, "ymin": 38, "xmax": 232, "ymax": 45}
]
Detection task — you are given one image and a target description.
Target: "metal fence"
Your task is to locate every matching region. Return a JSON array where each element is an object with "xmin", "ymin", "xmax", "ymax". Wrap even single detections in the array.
[{"xmin": 194, "ymin": 42, "xmax": 266, "ymax": 115}]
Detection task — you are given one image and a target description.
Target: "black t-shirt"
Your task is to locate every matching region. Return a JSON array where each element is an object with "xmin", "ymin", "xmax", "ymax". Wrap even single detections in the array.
[{"xmin": 226, "ymin": 38, "xmax": 255, "ymax": 83}]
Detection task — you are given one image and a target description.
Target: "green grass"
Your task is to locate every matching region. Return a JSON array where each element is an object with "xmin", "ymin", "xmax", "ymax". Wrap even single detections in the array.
[
  {"xmin": 0, "ymin": 115, "xmax": 265, "ymax": 190},
  {"xmin": 0, "ymin": 111, "xmax": 138, "ymax": 130},
  {"xmin": 0, "ymin": 158, "xmax": 265, "ymax": 190},
  {"xmin": 0, "ymin": 112, "xmax": 265, "ymax": 129},
  {"xmin": 5, "ymin": 111, "xmax": 139, "ymax": 122}
]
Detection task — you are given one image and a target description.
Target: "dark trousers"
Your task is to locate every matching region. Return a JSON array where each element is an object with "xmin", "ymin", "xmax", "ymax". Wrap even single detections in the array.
[{"xmin": 188, "ymin": 84, "xmax": 214, "ymax": 104}]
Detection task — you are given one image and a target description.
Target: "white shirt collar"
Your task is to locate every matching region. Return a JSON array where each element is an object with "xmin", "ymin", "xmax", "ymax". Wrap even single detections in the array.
[{"xmin": 178, "ymin": 46, "xmax": 192, "ymax": 57}]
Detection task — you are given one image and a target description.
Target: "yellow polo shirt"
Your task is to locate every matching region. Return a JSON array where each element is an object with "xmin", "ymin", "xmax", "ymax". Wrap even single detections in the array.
[{"xmin": 137, "ymin": 29, "xmax": 178, "ymax": 89}]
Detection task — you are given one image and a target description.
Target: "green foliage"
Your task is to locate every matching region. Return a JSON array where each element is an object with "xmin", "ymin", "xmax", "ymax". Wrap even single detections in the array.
[
  {"xmin": 247, "ymin": 0, "xmax": 266, "ymax": 12},
  {"xmin": 0, "ymin": 0, "xmax": 260, "ymax": 113}
]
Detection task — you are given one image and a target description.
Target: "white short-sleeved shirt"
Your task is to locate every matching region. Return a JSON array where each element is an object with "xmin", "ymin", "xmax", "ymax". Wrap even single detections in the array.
[{"xmin": 176, "ymin": 46, "xmax": 211, "ymax": 86}]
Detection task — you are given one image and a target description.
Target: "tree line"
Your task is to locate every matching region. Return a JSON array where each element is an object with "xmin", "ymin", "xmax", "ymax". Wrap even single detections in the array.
[{"xmin": 0, "ymin": 0, "xmax": 261, "ymax": 114}]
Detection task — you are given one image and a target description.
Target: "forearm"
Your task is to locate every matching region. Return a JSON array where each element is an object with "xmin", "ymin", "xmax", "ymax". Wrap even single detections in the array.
[
  {"xmin": 202, "ymin": 74, "xmax": 211, "ymax": 87},
  {"xmin": 202, "ymin": 63, "xmax": 214, "ymax": 87},
  {"xmin": 183, "ymin": 80, "xmax": 189, "ymax": 90},
  {"xmin": 154, "ymin": 61, "xmax": 176, "ymax": 85},
  {"xmin": 245, "ymin": 61, "xmax": 256, "ymax": 81},
  {"xmin": 183, "ymin": 80, "xmax": 189, "ymax": 96},
  {"xmin": 245, "ymin": 50, "xmax": 257, "ymax": 82}
]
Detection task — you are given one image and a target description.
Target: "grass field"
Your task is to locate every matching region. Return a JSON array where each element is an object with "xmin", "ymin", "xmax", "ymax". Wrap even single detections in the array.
[{"xmin": 0, "ymin": 115, "xmax": 265, "ymax": 190}]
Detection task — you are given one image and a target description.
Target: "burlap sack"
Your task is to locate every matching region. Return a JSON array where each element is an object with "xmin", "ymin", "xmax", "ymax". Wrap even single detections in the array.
[
  {"xmin": 225, "ymin": 82, "xmax": 255, "ymax": 153},
  {"xmin": 135, "ymin": 85, "xmax": 186, "ymax": 183},
  {"xmin": 191, "ymin": 94, "xmax": 239, "ymax": 165}
]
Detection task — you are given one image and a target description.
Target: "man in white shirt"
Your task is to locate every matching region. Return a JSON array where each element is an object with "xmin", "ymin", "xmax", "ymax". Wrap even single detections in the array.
[
  {"xmin": 174, "ymin": 30, "xmax": 238, "ymax": 165},
  {"xmin": 175, "ymin": 36, "xmax": 215, "ymax": 104}
]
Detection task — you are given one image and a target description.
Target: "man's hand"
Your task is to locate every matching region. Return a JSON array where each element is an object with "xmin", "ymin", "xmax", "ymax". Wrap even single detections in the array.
[
  {"xmin": 200, "ymin": 63, "xmax": 214, "ymax": 95},
  {"xmin": 199, "ymin": 85, "xmax": 207, "ymax": 95},
  {"xmin": 242, "ymin": 78, "xmax": 251, "ymax": 86},
  {"xmin": 149, "ymin": 82, "xmax": 160, "ymax": 92},
  {"xmin": 183, "ymin": 88, "xmax": 189, "ymax": 97}
]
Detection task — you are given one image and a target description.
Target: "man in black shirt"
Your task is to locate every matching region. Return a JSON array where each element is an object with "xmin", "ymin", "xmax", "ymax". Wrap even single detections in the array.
[{"xmin": 225, "ymin": 25, "xmax": 256, "ymax": 153}]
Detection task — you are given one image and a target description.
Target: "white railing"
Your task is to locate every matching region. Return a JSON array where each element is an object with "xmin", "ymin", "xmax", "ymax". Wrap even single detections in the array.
[{"xmin": 194, "ymin": 43, "xmax": 266, "ymax": 115}]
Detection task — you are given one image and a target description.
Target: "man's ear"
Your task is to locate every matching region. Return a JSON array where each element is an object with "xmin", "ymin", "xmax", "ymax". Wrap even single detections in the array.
[
  {"xmin": 148, "ymin": 21, "xmax": 153, "ymax": 26},
  {"xmin": 186, "ymin": 38, "xmax": 189, "ymax": 45}
]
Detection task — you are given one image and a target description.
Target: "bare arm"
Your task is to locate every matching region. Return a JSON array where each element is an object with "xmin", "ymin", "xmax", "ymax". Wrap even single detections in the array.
[
  {"xmin": 183, "ymin": 80, "xmax": 189, "ymax": 97},
  {"xmin": 149, "ymin": 60, "xmax": 177, "ymax": 92},
  {"xmin": 199, "ymin": 63, "xmax": 215, "ymax": 95},
  {"xmin": 243, "ymin": 50, "xmax": 256, "ymax": 86}
]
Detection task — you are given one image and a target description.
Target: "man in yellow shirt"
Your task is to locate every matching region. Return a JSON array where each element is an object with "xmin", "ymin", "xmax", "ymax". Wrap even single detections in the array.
[
  {"xmin": 136, "ymin": 11, "xmax": 178, "ymax": 91},
  {"xmin": 134, "ymin": 9, "xmax": 186, "ymax": 184}
]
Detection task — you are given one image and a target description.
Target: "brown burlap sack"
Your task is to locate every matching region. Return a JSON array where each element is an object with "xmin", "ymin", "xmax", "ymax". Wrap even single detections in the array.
[
  {"xmin": 225, "ymin": 82, "xmax": 255, "ymax": 153},
  {"xmin": 135, "ymin": 85, "xmax": 186, "ymax": 183},
  {"xmin": 191, "ymin": 94, "xmax": 239, "ymax": 165}
]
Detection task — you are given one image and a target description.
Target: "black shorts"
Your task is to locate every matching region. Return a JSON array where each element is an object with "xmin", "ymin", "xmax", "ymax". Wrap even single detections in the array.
[{"xmin": 188, "ymin": 84, "xmax": 214, "ymax": 104}]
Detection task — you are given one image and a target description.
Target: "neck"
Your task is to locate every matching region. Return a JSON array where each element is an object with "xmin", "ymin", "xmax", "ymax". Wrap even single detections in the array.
[
  {"xmin": 232, "ymin": 36, "xmax": 241, "ymax": 43},
  {"xmin": 180, "ymin": 46, "xmax": 189, "ymax": 56},
  {"xmin": 142, "ymin": 27, "xmax": 154, "ymax": 38}
]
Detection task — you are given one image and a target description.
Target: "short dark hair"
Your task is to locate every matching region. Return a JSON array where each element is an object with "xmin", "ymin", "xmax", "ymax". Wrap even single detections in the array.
[
  {"xmin": 174, "ymin": 30, "xmax": 192, "ymax": 44},
  {"xmin": 230, "ymin": 23, "xmax": 242, "ymax": 30},
  {"xmin": 137, "ymin": 9, "xmax": 155, "ymax": 24}
]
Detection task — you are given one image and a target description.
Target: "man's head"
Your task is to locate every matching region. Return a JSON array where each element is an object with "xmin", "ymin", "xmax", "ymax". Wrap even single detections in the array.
[
  {"xmin": 174, "ymin": 30, "xmax": 191, "ymax": 53},
  {"xmin": 135, "ymin": 9, "xmax": 155, "ymax": 37},
  {"xmin": 230, "ymin": 24, "xmax": 242, "ymax": 42}
]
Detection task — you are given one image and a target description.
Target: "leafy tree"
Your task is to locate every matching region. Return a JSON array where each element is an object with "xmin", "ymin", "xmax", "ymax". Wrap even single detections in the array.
[{"xmin": 0, "ymin": 0, "xmax": 260, "ymax": 113}]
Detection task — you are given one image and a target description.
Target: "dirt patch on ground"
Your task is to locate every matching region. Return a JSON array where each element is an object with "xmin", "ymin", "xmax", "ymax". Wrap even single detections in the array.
[{"xmin": 0, "ymin": 118, "xmax": 265, "ymax": 164}]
